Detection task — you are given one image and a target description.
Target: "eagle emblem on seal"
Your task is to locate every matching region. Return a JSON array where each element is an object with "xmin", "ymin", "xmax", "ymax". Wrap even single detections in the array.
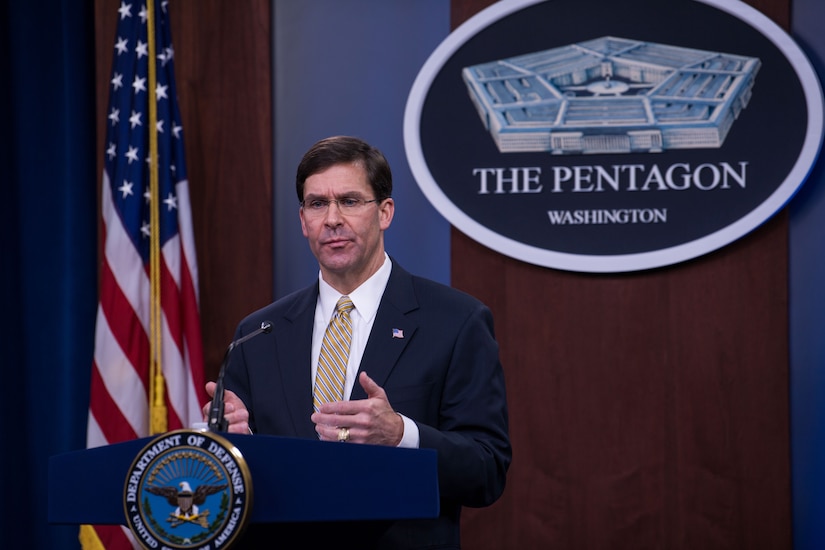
[{"xmin": 146, "ymin": 480, "xmax": 227, "ymax": 528}]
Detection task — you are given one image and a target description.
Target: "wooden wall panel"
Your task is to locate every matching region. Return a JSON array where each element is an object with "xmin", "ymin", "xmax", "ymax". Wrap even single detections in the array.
[
  {"xmin": 451, "ymin": 1, "xmax": 792, "ymax": 548},
  {"xmin": 168, "ymin": 1, "xmax": 273, "ymax": 379}
]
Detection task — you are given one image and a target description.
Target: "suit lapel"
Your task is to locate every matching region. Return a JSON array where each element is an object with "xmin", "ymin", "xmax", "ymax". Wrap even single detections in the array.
[
  {"xmin": 277, "ymin": 284, "xmax": 318, "ymax": 438},
  {"xmin": 277, "ymin": 263, "xmax": 418, "ymax": 417},
  {"xmin": 351, "ymin": 262, "xmax": 419, "ymax": 400}
]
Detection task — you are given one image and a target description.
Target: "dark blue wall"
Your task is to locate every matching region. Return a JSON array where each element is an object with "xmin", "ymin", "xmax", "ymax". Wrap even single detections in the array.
[{"xmin": 790, "ymin": 2, "xmax": 825, "ymax": 548}]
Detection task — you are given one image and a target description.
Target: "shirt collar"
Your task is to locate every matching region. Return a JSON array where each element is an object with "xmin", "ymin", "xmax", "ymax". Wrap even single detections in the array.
[{"xmin": 317, "ymin": 253, "xmax": 392, "ymax": 323}]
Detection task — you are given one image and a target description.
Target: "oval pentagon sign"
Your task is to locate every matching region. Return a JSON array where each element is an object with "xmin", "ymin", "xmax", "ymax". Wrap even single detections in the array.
[{"xmin": 404, "ymin": 0, "xmax": 824, "ymax": 273}]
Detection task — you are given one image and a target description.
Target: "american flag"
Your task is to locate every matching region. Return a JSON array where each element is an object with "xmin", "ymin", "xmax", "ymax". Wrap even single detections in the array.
[{"xmin": 83, "ymin": 1, "xmax": 206, "ymax": 547}]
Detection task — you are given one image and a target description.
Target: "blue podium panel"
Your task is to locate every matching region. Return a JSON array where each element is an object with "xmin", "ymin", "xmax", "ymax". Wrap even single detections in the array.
[{"xmin": 48, "ymin": 433, "xmax": 439, "ymax": 525}]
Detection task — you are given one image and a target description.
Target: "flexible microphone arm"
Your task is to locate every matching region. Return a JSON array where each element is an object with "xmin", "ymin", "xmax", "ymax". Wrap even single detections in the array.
[{"xmin": 208, "ymin": 320, "xmax": 273, "ymax": 432}]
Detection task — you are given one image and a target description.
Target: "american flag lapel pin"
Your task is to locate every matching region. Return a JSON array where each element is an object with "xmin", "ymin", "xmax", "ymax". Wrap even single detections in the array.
[{"xmin": 392, "ymin": 328, "xmax": 404, "ymax": 339}]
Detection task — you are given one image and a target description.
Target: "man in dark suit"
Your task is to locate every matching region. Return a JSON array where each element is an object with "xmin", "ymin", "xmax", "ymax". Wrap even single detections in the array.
[{"xmin": 204, "ymin": 135, "xmax": 511, "ymax": 548}]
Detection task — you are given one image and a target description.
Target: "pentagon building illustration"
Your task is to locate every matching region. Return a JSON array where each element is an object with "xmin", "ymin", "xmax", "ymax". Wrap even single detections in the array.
[{"xmin": 462, "ymin": 36, "xmax": 760, "ymax": 154}]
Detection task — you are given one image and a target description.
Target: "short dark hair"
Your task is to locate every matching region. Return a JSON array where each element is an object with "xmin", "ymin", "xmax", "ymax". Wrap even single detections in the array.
[{"xmin": 296, "ymin": 136, "xmax": 393, "ymax": 202}]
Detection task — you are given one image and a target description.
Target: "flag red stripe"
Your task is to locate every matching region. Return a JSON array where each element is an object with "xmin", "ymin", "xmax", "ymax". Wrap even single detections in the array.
[
  {"xmin": 179, "ymin": 253, "xmax": 207, "ymax": 398},
  {"xmin": 89, "ymin": 359, "xmax": 139, "ymax": 443},
  {"xmin": 99, "ymin": 257, "xmax": 151, "ymax": 386},
  {"xmin": 160, "ymin": 250, "xmax": 184, "ymax": 354},
  {"xmin": 88, "ymin": 525, "xmax": 135, "ymax": 549}
]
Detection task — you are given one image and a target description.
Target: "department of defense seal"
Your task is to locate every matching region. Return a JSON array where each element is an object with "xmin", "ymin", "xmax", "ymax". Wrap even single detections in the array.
[{"xmin": 123, "ymin": 429, "xmax": 253, "ymax": 549}]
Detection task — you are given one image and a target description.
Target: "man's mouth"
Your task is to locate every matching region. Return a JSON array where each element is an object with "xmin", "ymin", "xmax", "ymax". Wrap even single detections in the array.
[{"xmin": 322, "ymin": 237, "xmax": 350, "ymax": 247}]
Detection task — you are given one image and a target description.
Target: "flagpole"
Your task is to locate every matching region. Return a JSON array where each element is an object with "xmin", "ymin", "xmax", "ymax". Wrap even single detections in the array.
[{"xmin": 146, "ymin": 0, "xmax": 167, "ymax": 435}]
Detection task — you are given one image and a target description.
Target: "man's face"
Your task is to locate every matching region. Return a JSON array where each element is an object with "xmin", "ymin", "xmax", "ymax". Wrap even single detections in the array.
[{"xmin": 299, "ymin": 162, "xmax": 394, "ymax": 292}]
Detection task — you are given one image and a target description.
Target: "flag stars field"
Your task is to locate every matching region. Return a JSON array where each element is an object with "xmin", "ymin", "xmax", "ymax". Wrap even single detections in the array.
[
  {"xmin": 118, "ymin": 2, "xmax": 132, "ymax": 20},
  {"xmin": 119, "ymin": 181, "xmax": 134, "ymax": 198},
  {"xmin": 115, "ymin": 37, "xmax": 128, "ymax": 55},
  {"xmin": 132, "ymin": 75, "xmax": 146, "ymax": 94},
  {"xmin": 129, "ymin": 110, "xmax": 141, "ymax": 129},
  {"xmin": 163, "ymin": 193, "xmax": 178, "ymax": 211},
  {"xmin": 136, "ymin": 40, "xmax": 148, "ymax": 59},
  {"xmin": 125, "ymin": 146, "xmax": 139, "ymax": 163}
]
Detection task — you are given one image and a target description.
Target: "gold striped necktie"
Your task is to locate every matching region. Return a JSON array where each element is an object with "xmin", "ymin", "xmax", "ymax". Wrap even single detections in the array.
[{"xmin": 313, "ymin": 296, "xmax": 354, "ymax": 412}]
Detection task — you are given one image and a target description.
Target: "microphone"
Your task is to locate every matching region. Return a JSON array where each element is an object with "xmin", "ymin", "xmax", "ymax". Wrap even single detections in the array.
[{"xmin": 208, "ymin": 320, "xmax": 273, "ymax": 432}]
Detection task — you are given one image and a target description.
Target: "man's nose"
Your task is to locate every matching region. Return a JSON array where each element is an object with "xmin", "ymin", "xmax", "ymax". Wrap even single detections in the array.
[{"xmin": 323, "ymin": 201, "xmax": 344, "ymax": 224}]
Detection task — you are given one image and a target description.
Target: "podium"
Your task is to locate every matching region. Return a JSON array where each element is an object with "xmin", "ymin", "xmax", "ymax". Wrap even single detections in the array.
[{"xmin": 48, "ymin": 432, "xmax": 439, "ymax": 542}]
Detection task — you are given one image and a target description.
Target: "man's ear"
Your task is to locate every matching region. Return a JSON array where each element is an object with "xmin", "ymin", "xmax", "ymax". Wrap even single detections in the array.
[
  {"xmin": 299, "ymin": 207, "xmax": 309, "ymax": 237},
  {"xmin": 379, "ymin": 198, "xmax": 395, "ymax": 230}
]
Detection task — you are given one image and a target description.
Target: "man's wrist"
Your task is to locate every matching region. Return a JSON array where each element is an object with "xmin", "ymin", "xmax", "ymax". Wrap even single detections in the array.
[{"xmin": 397, "ymin": 414, "xmax": 420, "ymax": 449}]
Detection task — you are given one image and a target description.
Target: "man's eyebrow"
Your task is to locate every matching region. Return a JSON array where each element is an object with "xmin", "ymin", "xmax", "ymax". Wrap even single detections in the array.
[{"xmin": 304, "ymin": 191, "xmax": 367, "ymax": 199}]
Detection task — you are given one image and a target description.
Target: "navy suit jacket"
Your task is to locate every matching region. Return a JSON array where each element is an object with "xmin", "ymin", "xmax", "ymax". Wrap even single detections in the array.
[{"xmin": 224, "ymin": 259, "xmax": 511, "ymax": 549}]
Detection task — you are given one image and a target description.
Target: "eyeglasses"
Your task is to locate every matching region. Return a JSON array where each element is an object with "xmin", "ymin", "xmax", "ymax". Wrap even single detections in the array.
[{"xmin": 300, "ymin": 197, "xmax": 383, "ymax": 215}]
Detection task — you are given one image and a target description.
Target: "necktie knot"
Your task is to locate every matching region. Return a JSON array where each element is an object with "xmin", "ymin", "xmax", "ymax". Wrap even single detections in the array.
[{"xmin": 336, "ymin": 296, "xmax": 354, "ymax": 314}]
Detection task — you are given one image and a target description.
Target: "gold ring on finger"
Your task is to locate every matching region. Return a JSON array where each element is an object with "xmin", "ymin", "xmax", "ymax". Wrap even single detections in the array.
[{"xmin": 338, "ymin": 427, "xmax": 349, "ymax": 442}]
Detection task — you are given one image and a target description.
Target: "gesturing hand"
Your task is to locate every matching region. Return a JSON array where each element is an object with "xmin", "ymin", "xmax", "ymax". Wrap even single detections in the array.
[{"xmin": 311, "ymin": 371, "xmax": 404, "ymax": 446}]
